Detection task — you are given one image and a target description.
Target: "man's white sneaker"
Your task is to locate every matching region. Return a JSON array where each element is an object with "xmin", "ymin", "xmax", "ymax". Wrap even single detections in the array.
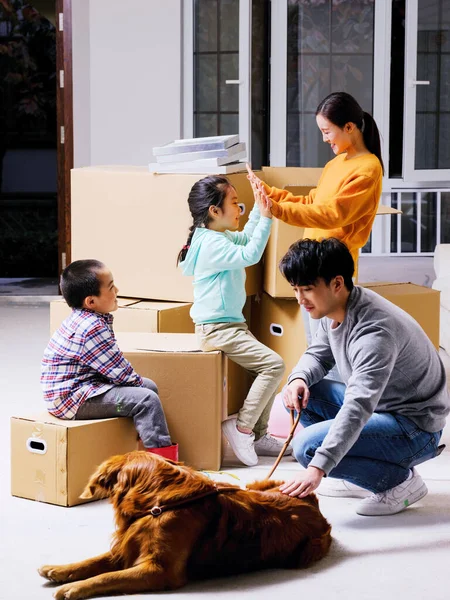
[
  {"xmin": 317, "ymin": 478, "xmax": 371, "ymax": 498},
  {"xmin": 254, "ymin": 434, "xmax": 293, "ymax": 457},
  {"xmin": 222, "ymin": 417, "xmax": 258, "ymax": 466},
  {"xmin": 356, "ymin": 468, "xmax": 428, "ymax": 516}
]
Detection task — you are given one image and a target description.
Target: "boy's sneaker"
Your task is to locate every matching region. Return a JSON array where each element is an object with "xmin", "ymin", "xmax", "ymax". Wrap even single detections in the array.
[
  {"xmin": 356, "ymin": 468, "xmax": 428, "ymax": 516},
  {"xmin": 254, "ymin": 433, "xmax": 293, "ymax": 457},
  {"xmin": 222, "ymin": 417, "xmax": 258, "ymax": 467},
  {"xmin": 317, "ymin": 478, "xmax": 371, "ymax": 498}
]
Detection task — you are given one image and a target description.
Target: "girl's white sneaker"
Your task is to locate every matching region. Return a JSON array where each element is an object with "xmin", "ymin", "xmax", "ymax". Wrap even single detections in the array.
[
  {"xmin": 254, "ymin": 434, "xmax": 293, "ymax": 457},
  {"xmin": 222, "ymin": 417, "xmax": 258, "ymax": 467}
]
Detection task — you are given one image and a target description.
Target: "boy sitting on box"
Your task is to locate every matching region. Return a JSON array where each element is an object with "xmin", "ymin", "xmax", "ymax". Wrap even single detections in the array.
[{"xmin": 41, "ymin": 259, "xmax": 178, "ymax": 460}]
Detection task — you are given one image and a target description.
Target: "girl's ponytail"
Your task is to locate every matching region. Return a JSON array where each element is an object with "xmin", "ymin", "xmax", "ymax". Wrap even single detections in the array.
[
  {"xmin": 362, "ymin": 111, "xmax": 384, "ymax": 174},
  {"xmin": 177, "ymin": 175, "xmax": 232, "ymax": 265},
  {"xmin": 177, "ymin": 225, "xmax": 196, "ymax": 265}
]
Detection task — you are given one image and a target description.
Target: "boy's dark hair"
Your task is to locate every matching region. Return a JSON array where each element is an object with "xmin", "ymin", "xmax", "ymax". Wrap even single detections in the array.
[
  {"xmin": 60, "ymin": 259, "xmax": 105, "ymax": 308},
  {"xmin": 279, "ymin": 238, "xmax": 354, "ymax": 291},
  {"xmin": 316, "ymin": 91, "xmax": 384, "ymax": 175},
  {"xmin": 177, "ymin": 175, "xmax": 233, "ymax": 265}
]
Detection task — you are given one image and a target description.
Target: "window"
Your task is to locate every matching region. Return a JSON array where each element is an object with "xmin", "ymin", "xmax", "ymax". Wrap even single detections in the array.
[{"xmin": 286, "ymin": 0, "xmax": 375, "ymax": 167}]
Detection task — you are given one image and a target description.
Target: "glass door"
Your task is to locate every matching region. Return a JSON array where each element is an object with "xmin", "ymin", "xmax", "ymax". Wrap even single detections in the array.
[
  {"xmin": 191, "ymin": 0, "xmax": 251, "ymax": 154},
  {"xmin": 270, "ymin": 0, "xmax": 376, "ymax": 167},
  {"xmin": 403, "ymin": 0, "xmax": 450, "ymax": 181}
]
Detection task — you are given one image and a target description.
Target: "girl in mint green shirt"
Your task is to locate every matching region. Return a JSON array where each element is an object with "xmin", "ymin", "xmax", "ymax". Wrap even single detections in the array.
[{"xmin": 178, "ymin": 174, "xmax": 290, "ymax": 467}]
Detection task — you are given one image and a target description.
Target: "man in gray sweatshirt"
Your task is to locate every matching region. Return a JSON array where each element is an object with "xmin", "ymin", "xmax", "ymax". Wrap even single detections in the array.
[{"xmin": 278, "ymin": 238, "xmax": 449, "ymax": 516}]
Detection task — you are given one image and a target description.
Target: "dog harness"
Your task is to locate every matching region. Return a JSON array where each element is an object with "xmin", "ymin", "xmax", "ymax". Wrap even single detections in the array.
[{"xmin": 149, "ymin": 484, "xmax": 242, "ymax": 516}]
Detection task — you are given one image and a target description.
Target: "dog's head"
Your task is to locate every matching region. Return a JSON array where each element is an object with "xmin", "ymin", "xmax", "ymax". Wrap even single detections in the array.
[
  {"xmin": 80, "ymin": 450, "xmax": 214, "ymax": 528},
  {"xmin": 80, "ymin": 452, "xmax": 128, "ymax": 500},
  {"xmin": 80, "ymin": 450, "xmax": 177, "ymax": 501}
]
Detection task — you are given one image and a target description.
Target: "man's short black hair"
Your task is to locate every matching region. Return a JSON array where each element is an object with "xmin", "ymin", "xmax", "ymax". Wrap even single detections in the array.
[
  {"xmin": 60, "ymin": 259, "xmax": 105, "ymax": 308},
  {"xmin": 279, "ymin": 238, "xmax": 355, "ymax": 291}
]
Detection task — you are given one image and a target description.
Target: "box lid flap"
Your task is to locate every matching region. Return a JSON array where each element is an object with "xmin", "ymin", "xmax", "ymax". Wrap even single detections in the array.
[
  {"xmin": 10, "ymin": 413, "xmax": 119, "ymax": 427},
  {"xmin": 361, "ymin": 282, "xmax": 413, "ymax": 288},
  {"xmin": 51, "ymin": 297, "xmax": 141, "ymax": 309},
  {"xmin": 375, "ymin": 205, "xmax": 402, "ymax": 216},
  {"xmin": 117, "ymin": 297, "xmax": 142, "ymax": 307},
  {"xmin": 128, "ymin": 300, "xmax": 192, "ymax": 311},
  {"xmin": 117, "ymin": 332, "xmax": 205, "ymax": 352},
  {"xmin": 361, "ymin": 282, "xmax": 438, "ymax": 295}
]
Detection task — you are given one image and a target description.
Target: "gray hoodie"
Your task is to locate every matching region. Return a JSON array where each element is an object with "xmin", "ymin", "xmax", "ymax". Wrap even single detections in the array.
[{"xmin": 288, "ymin": 286, "xmax": 450, "ymax": 474}]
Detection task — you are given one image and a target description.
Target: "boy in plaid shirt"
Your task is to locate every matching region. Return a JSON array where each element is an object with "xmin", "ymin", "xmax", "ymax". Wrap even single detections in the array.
[{"xmin": 41, "ymin": 259, "xmax": 178, "ymax": 460}]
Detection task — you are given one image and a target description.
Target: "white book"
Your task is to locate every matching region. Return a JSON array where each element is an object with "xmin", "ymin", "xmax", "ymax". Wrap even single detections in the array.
[
  {"xmin": 156, "ymin": 142, "xmax": 246, "ymax": 164},
  {"xmin": 165, "ymin": 151, "xmax": 247, "ymax": 168},
  {"xmin": 153, "ymin": 135, "xmax": 240, "ymax": 156},
  {"xmin": 152, "ymin": 153, "xmax": 247, "ymax": 169},
  {"xmin": 148, "ymin": 161, "xmax": 247, "ymax": 175}
]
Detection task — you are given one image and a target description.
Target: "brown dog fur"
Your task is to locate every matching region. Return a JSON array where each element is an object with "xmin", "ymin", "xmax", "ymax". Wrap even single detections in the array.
[{"xmin": 39, "ymin": 451, "xmax": 331, "ymax": 599}]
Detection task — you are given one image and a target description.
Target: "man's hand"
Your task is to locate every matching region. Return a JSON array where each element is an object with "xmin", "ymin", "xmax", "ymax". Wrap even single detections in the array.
[
  {"xmin": 279, "ymin": 466, "xmax": 325, "ymax": 498},
  {"xmin": 282, "ymin": 379, "xmax": 310, "ymax": 413}
]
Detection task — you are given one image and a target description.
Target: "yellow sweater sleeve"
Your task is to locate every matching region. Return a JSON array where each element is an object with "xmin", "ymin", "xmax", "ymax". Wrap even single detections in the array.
[
  {"xmin": 270, "ymin": 174, "xmax": 378, "ymax": 229},
  {"xmin": 262, "ymin": 181, "xmax": 317, "ymax": 205}
]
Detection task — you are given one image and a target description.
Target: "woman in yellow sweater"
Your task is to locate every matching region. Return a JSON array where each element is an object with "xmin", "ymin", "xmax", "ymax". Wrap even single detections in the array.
[
  {"xmin": 248, "ymin": 92, "xmax": 384, "ymax": 376},
  {"xmin": 248, "ymin": 91, "xmax": 384, "ymax": 280}
]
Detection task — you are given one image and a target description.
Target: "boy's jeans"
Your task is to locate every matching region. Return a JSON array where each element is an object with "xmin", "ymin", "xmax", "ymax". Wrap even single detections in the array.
[
  {"xmin": 75, "ymin": 377, "xmax": 171, "ymax": 448},
  {"xmin": 293, "ymin": 379, "xmax": 442, "ymax": 493}
]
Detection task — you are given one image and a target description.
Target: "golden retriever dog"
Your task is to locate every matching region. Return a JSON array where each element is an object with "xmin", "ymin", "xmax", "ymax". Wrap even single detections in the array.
[{"xmin": 39, "ymin": 451, "xmax": 331, "ymax": 599}]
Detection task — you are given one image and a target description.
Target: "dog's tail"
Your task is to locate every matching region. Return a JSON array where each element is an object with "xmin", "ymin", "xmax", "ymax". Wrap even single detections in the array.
[{"xmin": 293, "ymin": 524, "xmax": 332, "ymax": 568}]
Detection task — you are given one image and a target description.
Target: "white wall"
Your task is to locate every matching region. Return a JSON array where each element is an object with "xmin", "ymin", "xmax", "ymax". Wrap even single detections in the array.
[
  {"xmin": 72, "ymin": 0, "xmax": 182, "ymax": 167},
  {"xmin": 72, "ymin": 0, "xmax": 91, "ymax": 167}
]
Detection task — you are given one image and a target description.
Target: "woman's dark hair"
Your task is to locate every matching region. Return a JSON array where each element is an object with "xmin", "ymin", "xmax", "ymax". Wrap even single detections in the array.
[
  {"xmin": 316, "ymin": 92, "xmax": 384, "ymax": 174},
  {"xmin": 279, "ymin": 238, "xmax": 354, "ymax": 291},
  {"xmin": 60, "ymin": 259, "xmax": 105, "ymax": 308},
  {"xmin": 177, "ymin": 175, "xmax": 232, "ymax": 264}
]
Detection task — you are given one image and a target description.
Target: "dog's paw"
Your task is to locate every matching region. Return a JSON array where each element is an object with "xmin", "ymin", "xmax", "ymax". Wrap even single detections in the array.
[
  {"xmin": 54, "ymin": 582, "xmax": 84, "ymax": 600},
  {"xmin": 38, "ymin": 565, "xmax": 74, "ymax": 583}
]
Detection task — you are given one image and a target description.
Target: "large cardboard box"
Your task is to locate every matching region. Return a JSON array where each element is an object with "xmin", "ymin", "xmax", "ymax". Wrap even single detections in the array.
[
  {"xmin": 249, "ymin": 284, "xmax": 439, "ymax": 392},
  {"xmin": 11, "ymin": 414, "xmax": 138, "ymax": 506},
  {"xmin": 362, "ymin": 282, "xmax": 440, "ymax": 349},
  {"xmin": 261, "ymin": 168, "xmax": 321, "ymax": 299},
  {"xmin": 260, "ymin": 167, "xmax": 401, "ymax": 298},
  {"xmin": 118, "ymin": 333, "xmax": 251, "ymax": 470},
  {"xmin": 50, "ymin": 297, "xmax": 194, "ymax": 336},
  {"xmin": 71, "ymin": 167, "xmax": 261, "ymax": 302},
  {"xmin": 251, "ymin": 293, "xmax": 307, "ymax": 390}
]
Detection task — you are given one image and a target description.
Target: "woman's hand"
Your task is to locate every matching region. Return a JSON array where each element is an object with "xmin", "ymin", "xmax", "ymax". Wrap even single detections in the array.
[
  {"xmin": 246, "ymin": 163, "xmax": 262, "ymax": 187},
  {"xmin": 247, "ymin": 164, "xmax": 272, "ymax": 218},
  {"xmin": 279, "ymin": 466, "xmax": 325, "ymax": 498},
  {"xmin": 282, "ymin": 379, "xmax": 310, "ymax": 413}
]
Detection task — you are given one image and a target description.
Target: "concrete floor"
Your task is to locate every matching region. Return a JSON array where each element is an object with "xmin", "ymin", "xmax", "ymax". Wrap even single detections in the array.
[{"xmin": 1, "ymin": 301, "xmax": 450, "ymax": 600}]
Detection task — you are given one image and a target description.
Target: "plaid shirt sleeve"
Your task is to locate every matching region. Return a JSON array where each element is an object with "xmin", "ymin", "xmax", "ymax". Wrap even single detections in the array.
[{"xmin": 79, "ymin": 318, "xmax": 143, "ymax": 387}]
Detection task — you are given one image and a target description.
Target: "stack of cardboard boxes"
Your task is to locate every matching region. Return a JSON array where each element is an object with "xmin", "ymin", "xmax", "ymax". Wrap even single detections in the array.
[{"xmin": 11, "ymin": 165, "xmax": 440, "ymax": 506}]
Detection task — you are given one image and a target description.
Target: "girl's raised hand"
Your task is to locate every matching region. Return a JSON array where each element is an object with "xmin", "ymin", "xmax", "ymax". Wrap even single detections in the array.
[{"xmin": 255, "ymin": 185, "xmax": 272, "ymax": 219}]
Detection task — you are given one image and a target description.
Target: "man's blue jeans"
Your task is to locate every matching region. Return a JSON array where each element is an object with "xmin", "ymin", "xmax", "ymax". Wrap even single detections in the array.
[{"xmin": 292, "ymin": 379, "xmax": 442, "ymax": 493}]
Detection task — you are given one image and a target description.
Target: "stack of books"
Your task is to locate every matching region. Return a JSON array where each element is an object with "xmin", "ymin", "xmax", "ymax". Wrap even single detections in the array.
[{"xmin": 149, "ymin": 135, "xmax": 247, "ymax": 174}]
